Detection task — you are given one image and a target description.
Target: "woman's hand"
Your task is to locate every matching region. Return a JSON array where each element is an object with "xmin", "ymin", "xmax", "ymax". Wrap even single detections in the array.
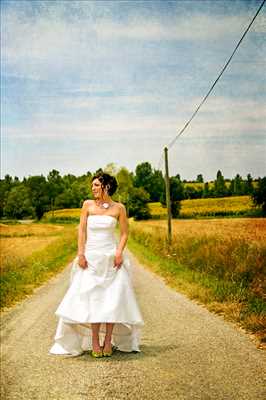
[
  {"xmin": 114, "ymin": 250, "xmax": 123, "ymax": 269},
  {"xmin": 78, "ymin": 254, "xmax": 88, "ymax": 269}
]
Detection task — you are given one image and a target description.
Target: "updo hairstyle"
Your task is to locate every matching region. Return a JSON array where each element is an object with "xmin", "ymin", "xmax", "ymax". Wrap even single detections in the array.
[{"xmin": 92, "ymin": 172, "xmax": 118, "ymax": 196}]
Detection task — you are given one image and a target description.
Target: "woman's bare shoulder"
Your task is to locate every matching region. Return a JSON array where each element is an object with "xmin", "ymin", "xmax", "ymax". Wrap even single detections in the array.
[
  {"xmin": 114, "ymin": 202, "xmax": 127, "ymax": 218},
  {"xmin": 83, "ymin": 199, "xmax": 93, "ymax": 204},
  {"xmin": 81, "ymin": 199, "xmax": 93, "ymax": 208},
  {"xmin": 113, "ymin": 201, "xmax": 125, "ymax": 210}
]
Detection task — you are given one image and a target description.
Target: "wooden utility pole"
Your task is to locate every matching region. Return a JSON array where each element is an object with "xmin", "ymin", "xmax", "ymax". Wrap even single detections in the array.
[{"xmin": 164, "ymin": 147, "xmax": 172, "ymax": 245}]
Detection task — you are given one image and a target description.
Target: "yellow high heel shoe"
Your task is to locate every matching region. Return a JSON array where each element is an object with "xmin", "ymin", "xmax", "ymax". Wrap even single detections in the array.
[
  {"xmin": 91, "ymin": 347, "xmax": 103, "ymax": 358},
  {"xmin": 102, "ymin": 342, "xmax": 115, "ymax": 357},
  {"xmin": 103, "ymin": 348, "xmax": 112, "ymax": 357}
]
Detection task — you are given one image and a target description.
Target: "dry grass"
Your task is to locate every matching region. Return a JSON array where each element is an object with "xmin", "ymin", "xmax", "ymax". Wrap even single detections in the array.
[
  {"xmin": 181, "ymin": 196, "xmax": 254, "ymax": 217},
  {"xmin": 0, "ymin": 222, "xmax": 78, "ymax": 308},
  {"xmin": 0, "ymin": 223, "xmax": 64, "ymax": 237},
  {"xmin": 43, "ymin": 208, "xmax": 81, "ymax": 220},
  {"xmin": 128, "ymin": 217, "xmax": 266, "ymax": 345},
  {"xmin": 0, "ymin": 237, "xmax": 60, "ymax": 270},
  {"xmin": 135, "ymin": 217, "xmax": 266, "ymax": 246},
  {"xmin": 0, "ymin": 223, "xmax": 67, "ymax": 272}
]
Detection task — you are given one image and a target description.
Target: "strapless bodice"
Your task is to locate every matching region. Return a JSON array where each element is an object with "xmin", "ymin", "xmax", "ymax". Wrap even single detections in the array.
[{"xmin": 85, "ymin": 214, "xmax": 118, "ymax": 252}]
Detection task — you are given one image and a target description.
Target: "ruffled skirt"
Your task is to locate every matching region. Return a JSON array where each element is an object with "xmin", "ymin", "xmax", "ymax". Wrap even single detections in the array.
[{"xmin": 49, "ymin": 250, "xmax": 144, "ymax": 356}]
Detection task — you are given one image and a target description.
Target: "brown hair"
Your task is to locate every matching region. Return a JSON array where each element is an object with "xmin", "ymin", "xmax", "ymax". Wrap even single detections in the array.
[{"xmin": 92, "ymin": 172, "xmax": 118, "ymax": 196}]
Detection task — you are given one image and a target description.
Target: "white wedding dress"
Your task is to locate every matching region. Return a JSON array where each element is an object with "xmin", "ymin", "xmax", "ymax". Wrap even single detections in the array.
[{"xmin": 49, "ymin": 214, "xmax": 144, "ymax": 356}]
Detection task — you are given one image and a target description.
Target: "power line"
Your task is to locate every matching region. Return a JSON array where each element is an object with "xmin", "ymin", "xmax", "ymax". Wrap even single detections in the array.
[{"xmin": 157, "ymin": 0, "xmax": 265, "ymax": 170}]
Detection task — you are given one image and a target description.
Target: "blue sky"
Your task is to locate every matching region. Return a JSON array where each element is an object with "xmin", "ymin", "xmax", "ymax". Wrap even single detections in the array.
[{"xmin": 1, "ymin": 0, "xmax": 265, "ymax": 181}]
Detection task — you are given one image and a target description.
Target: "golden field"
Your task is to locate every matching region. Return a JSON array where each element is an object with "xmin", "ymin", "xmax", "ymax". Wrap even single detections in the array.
[
  {"xmin": 0, "ymin": 223, "xmax": 66, "ymax": 271},
  {"xmin": 43, "ymin": 208, "xmax": 81, "ymax": 219},
  {"xmin": 128, "ymin": 217, "xmax": 266, "ymax": 296},
  {"xmin": 180, "ymin": 195, "xmax": 254, "ymax": 217},
  {"xmin": 0, "ymin": 222, "xmax": 64, "ymax": 236},
  {"xmin": 149, "ymin": 195, "xmax": 256, "ymax": 218},
  {"xmin": 0, "ymin": 222, "xmax": 78, "ymax": 308},
  {"xmin": 42, "ymin": 195, "xmax": 257, "ymax": 222},
  {"xmin": 131, "ymin": 217, "xmax": 266, "ymax": 246},
  {"xmin": 127, "ymin": 217, "xmax": 266, "ymax": 344}
]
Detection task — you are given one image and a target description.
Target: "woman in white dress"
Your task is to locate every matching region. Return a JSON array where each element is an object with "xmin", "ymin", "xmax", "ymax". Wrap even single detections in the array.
[{"xmin": 49, "ymin": 172, "xmax": 144, "ymax": 358}]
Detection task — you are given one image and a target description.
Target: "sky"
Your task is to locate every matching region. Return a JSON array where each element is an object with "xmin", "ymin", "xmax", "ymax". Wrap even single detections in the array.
[{"xmin": 1, "ymin": 0, "xmax": 266, "ymax": 181}]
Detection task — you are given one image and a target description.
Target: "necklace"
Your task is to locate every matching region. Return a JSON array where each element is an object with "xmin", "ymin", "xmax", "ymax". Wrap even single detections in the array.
[{"xmin": 96, "ymin": 199, "xmax": 113, "ymax": 209}]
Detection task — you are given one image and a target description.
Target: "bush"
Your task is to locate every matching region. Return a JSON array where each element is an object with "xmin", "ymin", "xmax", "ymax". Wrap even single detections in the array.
[
  {"xmin": 127, "ymin": 187, "xmax": 152, "ymax": 220},
  {"xmin": 252, "ymin": 177, "xmax": 266, "ymax": 214},
  {"xmin": 171, "ymin": 200, "xmax": 181, "ymax": 218}
]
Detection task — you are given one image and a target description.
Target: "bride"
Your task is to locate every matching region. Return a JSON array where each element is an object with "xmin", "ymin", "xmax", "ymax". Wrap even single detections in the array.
[{"xmin": 49, "ymin": 172, "xmax": 144, "ymax": 358}]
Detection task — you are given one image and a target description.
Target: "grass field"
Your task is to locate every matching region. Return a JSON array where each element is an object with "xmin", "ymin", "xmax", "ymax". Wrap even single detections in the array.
[
  {"xmin": 2, "ymin": 199, "xmax": 265, "ymax": 345},
  {"xmin": 149, "ymin": 195, "xmax": 258, "ymax": 219},
  {"xmin": 0, "ymin": 222, "xmax": 78, "ymax": 308},
  {"xmin": 127, "ymin": 217, "xmax": 266, "ymax": 346},
  {"xmin": 42, "ymin": 208, "xmax": 81, "ymax": 222},
  {"xmin": 42, "ymin": 195, "xmax": 259, "ymax": 222}
]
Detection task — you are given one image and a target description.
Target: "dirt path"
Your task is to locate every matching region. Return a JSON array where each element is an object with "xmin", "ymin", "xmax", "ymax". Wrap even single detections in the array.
[{"xmin": 1, "ymin": 249, "xmax": 265, "ymax": 400}]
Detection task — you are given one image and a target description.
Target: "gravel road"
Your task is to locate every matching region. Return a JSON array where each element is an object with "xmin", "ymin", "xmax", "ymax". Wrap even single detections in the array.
[{"xmin": 1, "ymin": 249, "xmax": 265, "ymax": 400}]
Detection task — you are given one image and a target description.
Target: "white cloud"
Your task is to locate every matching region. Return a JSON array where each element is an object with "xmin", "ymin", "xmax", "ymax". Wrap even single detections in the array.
[
  {"xmin": 3, "ymin": 6, "xmax": 265, "ymax": 81},
  {"xmin": 4, "ymin": 94, "xmax": 265, "ymax": 144},
  {"xmin": 95, "ymin": 15, "xmax": 258, "ymax": 41},
  {"xmin": 4, "ymin": 116, "xmax": 176, "ymax": 140}
]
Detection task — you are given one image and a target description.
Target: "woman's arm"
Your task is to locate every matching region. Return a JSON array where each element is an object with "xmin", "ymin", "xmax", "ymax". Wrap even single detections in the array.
[
  {"xmin": 77, "ymin": 200, "xmax": 89, "ymax": 268},
  {"xmin": 117, "ymin": 203, "xmax": 129, "ymax": 253},
  {"xmin": 114, "ymin": 204, "xmax": 129, "ymax": 269}
]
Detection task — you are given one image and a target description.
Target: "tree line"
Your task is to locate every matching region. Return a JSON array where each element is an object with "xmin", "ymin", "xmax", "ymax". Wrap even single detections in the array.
[{"xmin": 0, "ymin": 162, "xmax": 265, "ymax": 220}]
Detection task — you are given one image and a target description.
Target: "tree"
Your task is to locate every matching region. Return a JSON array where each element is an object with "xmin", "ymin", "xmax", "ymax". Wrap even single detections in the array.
[
  {"xmin": 55, "ymin": 189, "xmax": 76, "ymax": 209},
  {"xmin": 0, "ymin": 175, "xmax": 15, "ymax": 218},
  {"xmin": 134, "ymin": 162, "xmax": 164, "ymax": 202},
  {"xmin": 196, "ymin": 174, "xmax": 204, "ymax": 183},
  {"xmin": 171, "ymin": 200, "xmax": 181, "ymax": 218},
  {"xmin": 233, "ymin": 174, "xmax": 244, "ymax": 195},
  {"xmin": 116, "ymin": 167, "xmax": 134, "ymax": 207},
  {"xmin": 70, "ymin": 177, "xmax": 92, "ymax": 207},
  {"xmin": 184, "ymin": 185, "xmax": 198, "ymax": 199},
  {"xmin": 161, "ymin": 176, "xmax": 185, "ymax": 204},
  {"xmin": 47, "ymin": 169, "xmax": 64, "ymax": 210},
  {"xmin": 127, "ymin": 187, "xmax": 151, "ymax": 220},
  {"xmin": 170, "ymin": 176, "xmax": 185, "ymax": 201},
  {"xmin": 160, "ymin": 176, "xmax": 184, "ymax": 218},
  {"xmin": 202, "ymin": 182, "xmax": 210, "ymax": 198},
  {"xmin": 243, "ymin": 173, "xmax": 254, "ymax": 195},
  {"xmin": 62, "ymin": 174, "xmax": 77, "ymax": 188},
  {"xmin": 252, "ymin": 177, "xmax": 266, "ymax": 214},
  {"xmin": 149, "ymin": 169, "xmax": 165, "ymax": 202},
  {"xmin": 169, "ymin": 177, "xmax": 184, "ymax": 217},
  {"xmin": 134, "ymin": 162, "xmax": 153, "ymax": 190},
  {"xmin": 103, "ymin": 162, "xmax": 119, "ymax": 176},
  {"xmin": 214, "ymin": 170, "xmax": 227, "ymax": 197},
  {"xmin": 4, "ymin": 185, "xmax": 34, "ymax": 219},
  {"xmin": 94, "ymin": 168, "xmax": 104, "ymax": 175},
  {"xmin": 25, "ymin": 175, "xmax": 50, "ymax": 219}
]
